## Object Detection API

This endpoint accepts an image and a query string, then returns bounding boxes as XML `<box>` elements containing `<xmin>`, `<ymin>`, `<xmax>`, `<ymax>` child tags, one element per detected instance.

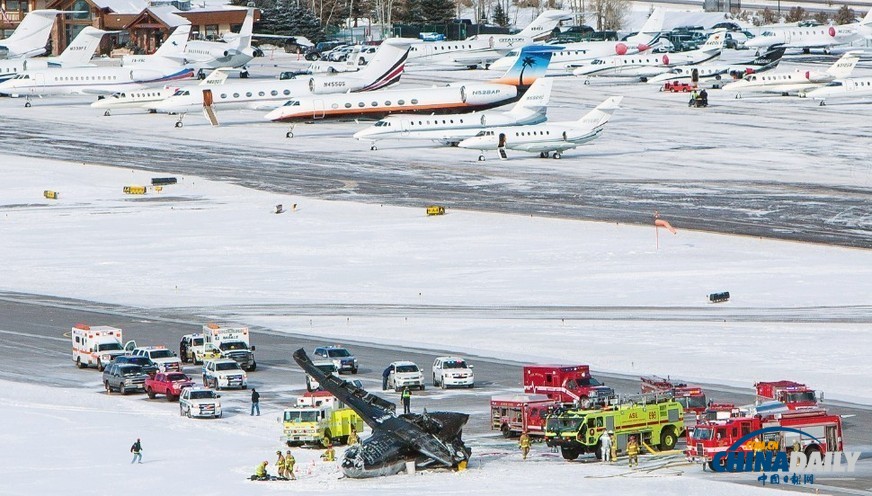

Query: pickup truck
<box><xmin>145</xmin><ymin>371</ymin><xmax>194</xmax><ymax>401</ymax></box>
<box><xmin>179</xmin><ymin>387</ymin><xmax>222</xmax><ymax>418</ymax></box>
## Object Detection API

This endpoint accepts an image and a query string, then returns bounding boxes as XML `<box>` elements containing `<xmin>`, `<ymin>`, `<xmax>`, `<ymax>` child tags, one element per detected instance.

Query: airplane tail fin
<box><xmin>699</xmin><ymin>29</ymin><xmax>727</xmax><ymax>53</ymax></box>
<box><xmin>627</xmin><ymin>7</ymin><xmax>665</xmax><ymax>46</ymax></box>
<box><xmin>508</xmin><ymin>78</ymin><xmax>552</xmax><ymax>114</ymax></box>
<box><xmin>753</xmin><ymin>45</ymin><xmax>786</xmax><ymax>66</ymax></box>
<box><xmin>153</xmin><ymin>24</ymin><xmax>191</xmax><ymax>58</ymax></box>
<box><xmin>352</xmin><ymin>39</ymin><xmax>412</xmax><ymax>91</ymax></box>
<box><xmin>826</xmin><ymin>51</ymin><xmax>860</xmax><ymax>78</ymax></box>
<box><xmin>488</xmin><ymin>46</ymin><xmax>555</xmax><ymax>87</ymax></box>
<box><xmin>0</xmin><ymin>9</ymin><xmax>60</xmax><ymax>58</ymax></box>
<box><xmin>577</xmin><ymin>96</ymin><xmax>623</xmax><ymax>128</ymax></box>
<box><xmin>860</xmin><ymin>8</ymin><xmax>872</xmax><ymax>25</ymax></box>
<box><xmin>516</xmin><ymin>10</ymin><xmax>572</xmax><ymax>40</ymax></box>
<box><xmin>52</xmin><ymin>26</ymin><xmax>106</xmax><ymax>67</ymax></box>
<box><xmin>234</xmin><ymin>7</ymin><xmax>255</xmax><ymax>50</ymax></box>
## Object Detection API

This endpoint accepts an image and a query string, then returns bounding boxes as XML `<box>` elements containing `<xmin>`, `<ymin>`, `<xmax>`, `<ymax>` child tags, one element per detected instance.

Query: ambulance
<box><xmin>71</xmin><ymin>324</ymin><xmax>129</xmax><ymax>371</ymax></box>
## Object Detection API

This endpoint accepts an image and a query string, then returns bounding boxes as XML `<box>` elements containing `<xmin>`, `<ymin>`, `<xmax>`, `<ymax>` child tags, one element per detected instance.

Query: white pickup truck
<box><xmin>179</xmin><ymin>387</ymin><xmax>222</xmax><ymax>418</ymax></box>
<box><xmin>202</xmin><ymin>358</ymin><xmax>248</xmax><ymax>390</ymax></box>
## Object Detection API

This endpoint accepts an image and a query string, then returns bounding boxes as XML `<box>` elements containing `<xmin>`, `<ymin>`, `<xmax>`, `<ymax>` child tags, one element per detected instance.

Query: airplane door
<box><xmin>498</xmin><ymin>133</ymin><xmax>506</xmax><ymax>147</ymax></box>
<box><xmin>313</xmin><ymin>99</ymin><xmax>325</xmax><ymax>119</ymax></box>
<box><xmin>691</xmin><ymin>68</ymin><xmax>699</xmax><ymax>84</ymax></box>
<box><xmin>481</xmin><ymin>114</ymin><xmax>486</xmax><ymax>126</ymax></box>
<box><xmin>203</xmin><ymin>88</ymin><xmax>213</xmax><ymax>106</ymax></box>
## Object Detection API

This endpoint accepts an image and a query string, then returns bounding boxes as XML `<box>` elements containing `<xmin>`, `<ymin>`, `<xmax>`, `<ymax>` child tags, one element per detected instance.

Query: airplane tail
<box><xmin>488</xmin><ymin>46</ymin><xmax>555</xmax><ymax>87</ymax></box>
<box><xmin>0</xmin><ymin>9</ymin><xmax>60</xmax><ymax>58</ymax></box>
<box><xmin>860</xmin><ymin>8</ymin><xmax>872</xmax><ymax>25</ymax></box>
<box><xmin>699</xmin><ymin>29</ymin><xmax>727</xmax><ymax>53</ymax></box>
<box><xmin>516</xmin><ymin>10</ymin><xmax>571</xmax><ymax>40</ymax></box>
<box><xmin>153</xmin><ymin>24</ymin><xmax>191</xmax><ymax>58</ymax></box>
<box><xmin>826</xmin><ymin>51</ymin><xmax>861</xmax><ymax>78</ymax></box>
<box><xmin>233</xmin><ymin>7</ymin><xmax>255</xmax><ymax>50</ymax></box>
<box><xmin>576</xmin><ymin>96</ymin><xmax>623</xmax><ymax>128</ymax></box>
<box><xmin>627</xmin><ymin>8</ymin><xmax>665</xmax><ymax>47</ymax></box>
<box><xmin>52</xmin><ymin>26</ymin><xmax>106</xmax><ymax>67</ymax></box>
<box><xmin>508</xmin><ymin>78</ymin><xmax>552</xmax><ymax>115</ymax></box>
<box><xmin>352</xmin><ymin>39</ymin><xmax>412</xmax><ymax>91</ymax></box>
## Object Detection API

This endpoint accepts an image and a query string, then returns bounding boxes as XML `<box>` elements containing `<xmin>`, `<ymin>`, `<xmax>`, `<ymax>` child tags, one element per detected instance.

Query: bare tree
<box><xmin>833</xmin><ymin>4</ymin><xmax>855</xmax><ymax>24</ymax></box>
<box><xmin>813</xmin><ymin>10</ymin><xmax>829</xmax><ymax>24</ymax></box>
<box><xmin>785</xmin><ymin>6</ymin><xmax>806</xmax><ymax>22</ymax></box>
<box><xmin>591</xmin><ymin>0</ymin><xmax>628</xmax><ymax>30</ymax></box>
<box><xmin>759</xmin><ymin>7</ymin><xmax>777</xmax><ymax>24</ymax></box>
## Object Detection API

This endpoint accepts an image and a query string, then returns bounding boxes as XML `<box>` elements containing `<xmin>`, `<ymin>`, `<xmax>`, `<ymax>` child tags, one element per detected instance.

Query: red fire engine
<box><xmin>755</xmin><ymin>380</ymin><xmax>818</xmax><ymax>409</ymax></box>
<box><xmin>490</xmin><ymin>394</ymin><xmax>560</xmax><ymax>438</ymax></box>
<box><xmin>641</xmin><ymin>375</ymin><xmax>708</xmax><ymax>414</ymax></box>
<box><xmin>686</xmin><ymin>408</ymin><xmax>843</xmax><ymax>470</ymax></box>
<box><xmin>523</xmin><ymin>365</ymin><xmax>613</xmax><ymax>405</ymax></box>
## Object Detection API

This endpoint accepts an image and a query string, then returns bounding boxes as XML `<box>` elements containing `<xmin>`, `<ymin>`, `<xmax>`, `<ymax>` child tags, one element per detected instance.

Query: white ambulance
<box><xmin>71</xmin><ymin>324</ymin><xmax>129</xmax><ymax>371</ymax></box>
<box><xmin>202</xmin><ymin>323</ymin><xmax>257</xmax><ymax>371</ymax></box>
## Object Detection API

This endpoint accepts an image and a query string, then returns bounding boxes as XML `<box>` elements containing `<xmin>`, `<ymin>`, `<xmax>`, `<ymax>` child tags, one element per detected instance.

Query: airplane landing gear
<box><xmin>174</xmin><ymin>113</ymin><xmax>186</xmax><ymax>128</ymax></box>
<box><xmin>240</xmin><ymin>69</ymin><xmax>250</xmax><ymax>79</ymax></box>
<box><xmin>478</xmin><ymin>154</ymin><xmax>485</xmax><ymax>161</ymax></box>
<box><xmin>285</xmin><ymin>124</ymin><xmax>296</xmax><ymax>138</ymax></box>
<box><xmin>24</xmin><ymin>101</ymin><xmax>31</xmax><ymax>108</ymax></box>
<box><xmin>553</xmin><ymin>152</ymin><xmax>562</xmax><ymax>159</ymax></box>
<box><xmin>539</xmin><ymin>152</ymin><xmax>548</xmax><ymax>158</ymax></box>
<box><xmin>819</xmin><ymin>100</ymin><xmax>826</xmax><ymax>107</ymax></box>
<box><xmin>104</xmin><ymin>110</ymin><xmax>111</xmax><ymax>117</ymax></box>
<box><xmin>24</xmin><ymin>95</ymin><xmax>32</xmax><ymax>108</ymax></box>
<box><xmin>370</xmin><ymin>143</ymin><xmax>377</xmax><ymax>151</ymax></box>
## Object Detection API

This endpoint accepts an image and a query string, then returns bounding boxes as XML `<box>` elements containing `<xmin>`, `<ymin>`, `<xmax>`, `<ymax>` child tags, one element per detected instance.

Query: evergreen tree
<box><xmin>420</xmin><ymin>0</ymin><xmax>455</xmax><ymax>23</ymax></box>
<box><xmin>256</xmin><ymin>1</ymin><xmax>326</xmax><ymax>42</ymax></box>
<box><xmin>833</xmin><ymin>5</ymin><xmax>855</xmax><ymax>24</ymax></box>
<box><xmin>492</xmin><ymin>2</ymin><xmax>509</xmax><ymax>26</ymax></box>
<box><xmin>813</xmin><ymin>11</ymin><xmax>829</xmax><ymax>24</ymax></box>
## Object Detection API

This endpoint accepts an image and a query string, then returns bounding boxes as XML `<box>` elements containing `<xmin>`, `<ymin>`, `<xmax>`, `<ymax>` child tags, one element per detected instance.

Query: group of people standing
<box><xmin>518</xmin><ymin>430</ymin><xmax>640</xmax><ymax>467</ymax></box>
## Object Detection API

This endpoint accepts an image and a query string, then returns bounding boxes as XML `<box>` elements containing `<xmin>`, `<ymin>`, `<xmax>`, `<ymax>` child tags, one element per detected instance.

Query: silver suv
<box><xmin>102</xmin><ymin>363</ymin><xmax>148</xmax><ymax>395</ymax></box>
<box><xmin>313</xmin><ymin>345</ymin><xmax>358</xmax><ymax>374</ymax></box>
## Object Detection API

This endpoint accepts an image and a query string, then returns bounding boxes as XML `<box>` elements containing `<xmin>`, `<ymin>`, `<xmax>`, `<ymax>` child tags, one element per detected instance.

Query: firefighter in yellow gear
<box><xmin>321</xmin><ymin>444</ymin><xmax>336</xmax><ymax>462</ymax></box>
<box><xmin>275</xmin><ymin>451</ymin><xmax>286</xmax><ymax>479</ymax></box>
<box><xmin>609</xmin><ymin>432</ymin><xmax>617</xmax><ymax>463</ymax></box>
<box><xmin>254</xmin><ymin>460</ymin><xmax>269</xmax><ymax>480</ymax></box>
<box><xmin>519</xmin><ymin>431</ymin><xmax>532</xmax><ymax>460</ymax></box>
<box><xmin>347</xmin><ymin>426</ymin><xmax>359</xmax><ymax>445</ymax></box>
<box><xmin>627</xmin><ymin>436</ymin><xmax>640</xmax><ymax>467</ymax></box>
<box><xmin>288</xmin><ymin>451</ymin><xmax>297</xmax><ymax>477</ymax></box>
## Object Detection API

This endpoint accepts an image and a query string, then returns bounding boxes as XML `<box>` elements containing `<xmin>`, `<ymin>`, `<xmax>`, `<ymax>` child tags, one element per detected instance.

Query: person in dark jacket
<box><xmin>251</xmin><ymin>388</ymin><xmax>260</xmax><ymax>416</ymax></box>
<box><xmin>382</xmin><ymin>366</ymin><xmax>391</xmax><ymax>390</ymax></box>
<box><xmin>401</xmin><ymin>387</ymin><xmax>411</xmax><ymax>414</ymax></box>
<box><xmin>130</xmin><ymin>438</ymin><xmax>143</xmax><ymax>464</ymax></box>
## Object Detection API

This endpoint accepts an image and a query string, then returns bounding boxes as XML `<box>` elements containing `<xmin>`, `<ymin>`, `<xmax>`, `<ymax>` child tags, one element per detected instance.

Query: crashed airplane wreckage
<box><xmin>292</xmin><ymin>348</ymin><xmax>472</xmax><ymax>478</ymax></box>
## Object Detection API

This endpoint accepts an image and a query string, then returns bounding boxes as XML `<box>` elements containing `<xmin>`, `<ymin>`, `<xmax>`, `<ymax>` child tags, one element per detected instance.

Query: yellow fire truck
<box><xmin>544</xmin><ymin>396</ymin><xmax>685</xmax><ymax>460</ymax></box>
<box><xmin>281</xmin><ymin>390</ymin><xmax>363</xmax><ymax>447</ymax></box>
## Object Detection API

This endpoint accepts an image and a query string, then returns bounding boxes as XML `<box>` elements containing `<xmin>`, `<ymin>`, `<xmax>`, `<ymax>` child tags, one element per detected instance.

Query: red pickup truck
<box><xmin>145</xmin><ymin>372</ymin><xmax>194</xmax><ymax>401</ymax></box>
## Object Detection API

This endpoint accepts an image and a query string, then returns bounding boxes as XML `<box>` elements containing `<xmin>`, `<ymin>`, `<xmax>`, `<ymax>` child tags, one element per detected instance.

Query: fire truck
<box><xmin>490</xmin><ymin>394</ymin><xmax>560</xmax><ymax>438</ymax></box>
<box><xmin>280</xmin><ymin>390</ymin><xmax>363</xmax><ymax>447</ymax></box>
<box><xmin>544</xmin><ymin>396</ymin><xmax>685</xmax><ymax>460</ymax></box>
<box><xmin>755</xmin><ymin>380</ymin><xmax>818</xmax><ymax>409</ymax></box>
<box><xmin>523</xmin><ymin>365</ymin><xmax>614</xmax><ymax>406</ymax></box>
<box><xmin>641</xmin><ymin>375</ymin><xmax>708</xmax><ymax>414</ymax></box>
<box><xmin>686</xmin><ymin>408</ymin><xmax>843</xmax><ymax>470</ymax></box>
<box><xmin>70</xmin><ymin>324</ymin><xmax>129</xmax><ymax>371</ymax></box>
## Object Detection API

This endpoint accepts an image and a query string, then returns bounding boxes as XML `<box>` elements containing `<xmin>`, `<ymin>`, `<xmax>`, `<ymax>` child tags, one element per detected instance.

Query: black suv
<box><xmin>113</xmin><ymin>355</ymin><xmax>158</xmax><ymax>375</ymax></box>
<box><xmin>305</xmin><ymin>41</ymin><xmax>343</xmax><ymax>61</ymax></box>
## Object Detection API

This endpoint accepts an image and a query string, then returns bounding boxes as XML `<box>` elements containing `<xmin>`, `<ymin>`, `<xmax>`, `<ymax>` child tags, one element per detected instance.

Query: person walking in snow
<box><xmin>285</xmin><ymin>450</ymin><xmax>297</xmax><ymax>480</ymax></box>
<box><xmin>627</xmin><ymin>436</ymin><xmax>640</xmax><ymax>467</ymax></box>
<box><xmin>382</xmin><ymin>366</ymin><xmax>391</xmax><ymax>390</ymax></box>
<box><xmin>519</xmin><ymin>430</ymin><xmax>532</xmax><ymax>460</ymax></box>
<box><xmin>275</xmin><ymin>450</ymin><xmax>286</xmax><ymax>479</ymax></box>
<box><xmin>130</xmin><ymin>438</ymin><xmax>143</xmax><ymax>464</ymax></box>
<box><xmin>401</xmin><ymin>387</ymin><xmax>411</xmax><ymax>414</ymax></box>
<box><xmin>250</xmin><ymin>388</ymin><xmax>260</xmax><ymax>416</ymax></box>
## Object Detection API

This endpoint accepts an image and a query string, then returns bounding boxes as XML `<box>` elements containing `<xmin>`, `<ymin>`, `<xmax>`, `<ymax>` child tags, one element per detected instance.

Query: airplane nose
<box><xmin>264</xmin><ymin>108</ymin><xmax>283</xmax><ymax>121</ymax></box>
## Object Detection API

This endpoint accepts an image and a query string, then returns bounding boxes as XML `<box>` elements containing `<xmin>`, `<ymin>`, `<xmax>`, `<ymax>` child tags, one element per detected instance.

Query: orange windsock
<box><xmin>655</xmin><ymin>218</ymin><xmax>677</xmax><ymax>234</ymax></box>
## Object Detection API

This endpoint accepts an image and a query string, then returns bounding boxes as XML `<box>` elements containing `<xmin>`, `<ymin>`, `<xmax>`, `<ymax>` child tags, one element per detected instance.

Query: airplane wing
<box><xmin>79</xmin><ymin>86</ymin><xmax>142</xmax><ymax>96</ymax></box>
<box><xmin>511</xmin><ymin>141</ymin><xmax>578</xmax><ymax>154</ymax></box>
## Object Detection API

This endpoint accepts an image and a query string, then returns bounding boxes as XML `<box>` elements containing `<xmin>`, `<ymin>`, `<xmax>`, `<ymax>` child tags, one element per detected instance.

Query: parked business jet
<box><xmin>488</xmin><ymin>8</ymin><xmax>666</xmax><ymax>73</ymax></box>
<box><xmin>0</xmin><ymin>9</ymin><xmax>62</xmax><ymax>59</ymax></box>
<box><xmin>264</xmin><ymin>46</ymin><xmax>554</xmax><ymax>123</ymax></box>
<box><xmin>404</xmin><ymin>10</ymin><xmax>570</xmax><ymax>68</ymax></box>
<box><xmin>647</xmin><ymin>46</ymin><xmax>786</xmax><ymax>86</ymax></box>
<box><xmin>0</xmin><ymin>26</ymin><xmax>110</xmax><ymax>82</ymax></box>
<box><xmin>120</xmin><ymin>24</ymin><xmax>191</xmax><ymax>67</ymax></box>
<box><xmin>184</xmin><ymin>7</ymin><xmax>256</xmax><ymax>76</ymax></box>
<box><xmin>572</xmin><ymin>30</ymin><xmax>726</xmax><ymax>81</ymax></box>
<box><xmin>721</xmin><ymin>51</ymin><xmax>860</xmax><ymax>97</ymax></box>
<box><xmin>745</xmin><ymin>10</ymin><xmax>872</xmax><ymax>53</ymax></box>
<box><xmin>458</xmin><ymin>96</ymin><xmax>622</xmax><ymax>160</ymax></box>
<box><xmin>148</xmin><ymin>39</ymin><xmax>412</xmax><ymax>126</ymax></box>
<box><xmin>0</xmin><ymin>50</ymin><xmax>193</xmax><ymax>104</ymax></box>
<box><xmin>804</xmin><ymin>75</ymin><xmax>872</xmax><ymax>105</ymax></box>
<box><xmin>353</xmin><ymin>78</ymin><xmax>553</xmax><ymax>148</ymax></box>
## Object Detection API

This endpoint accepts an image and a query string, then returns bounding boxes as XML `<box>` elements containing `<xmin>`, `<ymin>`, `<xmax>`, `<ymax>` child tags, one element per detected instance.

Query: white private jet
<box><xmin>489</xmin><ymin>8</ymin><xmax>666</xmax><ymax>73</ymax></box>
<box><xmin>745</xmin><ymin>10</ymin><xmax>872</xmax><ymax>53</ymax></box>
<box><xmin>264</xmin><ymin>45</ymin><xmax>554</xmax><ymax>123</ymax></box>
<box><xmin>404</xmin><ymin>10</ymin><xmax>571</xmax><ymax>68</ymax></box>
<box><xmin>804</xmin><ymin>75</ymin><xmax>872</xmax><ymax>105</ymax></box>
<box><xmin>184</xmin><ymin>7</ymin><xmax>257</xmax><ymax>77</ymax></box>
<box><xmin>353</xmin><ymin>78</ymin><xmax>553</xmax><ymax>149</ymax></box>
<box><xmin>0</xmin><ymin>36</ymin><xmax>194</xmax><ymax>104</ymax></box>
<box><xmin>0</xmin><ymin>26</ymin><xmax>111</xmax><ymax>83</ymax></box>
<box><xmin>721</xmin><ymin>51</ymin><xmax>861</xmax><ymax>97</ymax></box>
<box><xmin>149</xmin><ymin>39</ymin><xmax>413</xmax><ymax>127</ymax></box>
<box><xmin>0</xmin><ymin>9</ymin><xmax>62</xmax><ymax>59</ymax></box>
<box><xmin>647</xmin><ymin>46</ymin><xmax>786</xmax><ymax>86</ymax></box>
<box><xmin>458</xmin><ymin>96</ymin><xmax>622</xmax><ymax>160</ymax></box>
<box><xmin>572</xmin><ymin>30</ymin><xmax>726</xmax><ymax>81</ymax></box>
<box><xmin>120</xmin><ymin>24</ymin><xmax>192</xmax><ymax>68</ymax></box>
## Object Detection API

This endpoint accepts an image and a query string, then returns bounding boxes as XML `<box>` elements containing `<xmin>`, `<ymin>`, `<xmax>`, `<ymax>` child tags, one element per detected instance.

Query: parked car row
<box><xmin>381</xmin><ymin>356</ymin><xmax>475</xmax><ymax>392</ymax></box>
